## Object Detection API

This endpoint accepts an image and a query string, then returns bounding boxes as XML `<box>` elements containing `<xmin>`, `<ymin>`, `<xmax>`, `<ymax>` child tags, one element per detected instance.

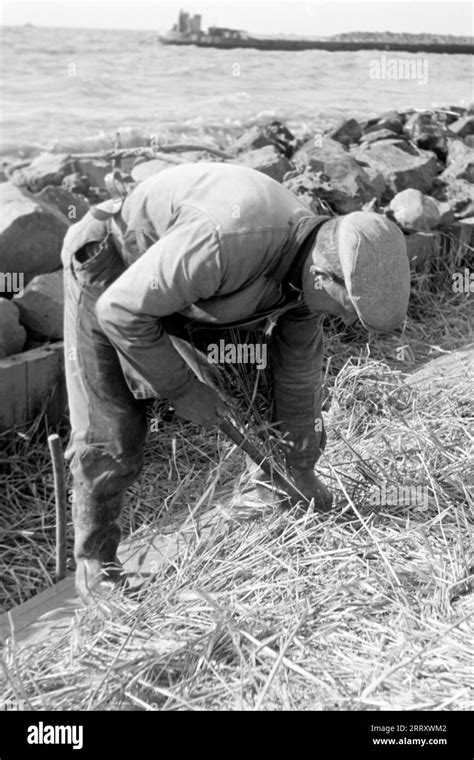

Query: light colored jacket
<box><xmin>62</xmin><ymin>163</ymin><xmax>328</xmax><ymax>467</ymax></box>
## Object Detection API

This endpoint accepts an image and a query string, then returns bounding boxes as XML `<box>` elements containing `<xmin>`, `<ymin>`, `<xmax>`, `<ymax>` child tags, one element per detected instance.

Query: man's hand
<box><xmin>288</xmin><ymin>467</ymin><xmax>334</xmax><ymax>511</ymax></box>
<box><xmin>172</xmin><ymin>379</ymin><xmax>228</xmax><ymax>429</ymax></box>
<box><xmin>75</xmin><ymin>558</ymin><xmax>123</xmax><ymax>605</ymax></box>
<box><xmin>247</xmin><ymin>458</ymin><xmax>334</xmax><ymax>511</ymax></box>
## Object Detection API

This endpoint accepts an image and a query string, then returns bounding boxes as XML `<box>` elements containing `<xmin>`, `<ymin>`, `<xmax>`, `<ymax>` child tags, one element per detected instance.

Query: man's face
<box><xmin>314</xmin><ymin>271</ymin><xmax>358</xmax><ymax>324</ymax></box>
<box><xmin>303</xmin><ymin>261</ymin><xmax>359</xmax><ymax>325</ymax></box>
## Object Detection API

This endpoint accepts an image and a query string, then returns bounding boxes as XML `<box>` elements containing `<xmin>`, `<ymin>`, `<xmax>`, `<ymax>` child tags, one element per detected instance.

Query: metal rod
<box><xmin>47</xmin><ymin>434</ymin><xmax>67</xmax><ymax>582</ymax></box>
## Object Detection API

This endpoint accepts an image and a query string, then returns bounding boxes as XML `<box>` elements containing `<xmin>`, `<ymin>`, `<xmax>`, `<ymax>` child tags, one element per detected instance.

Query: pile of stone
<box><xmin>231</xmin><ymin>109</ymin><xmax>473</xmax><ymax>271</ymax></box>
<box><xmin>0</xmin><ymin>107</ymin><xmax>472</xmax><ymax>361</ymax></box>
<box><xmin>0</xmin><ymin>154</ymin><xmax>109</xmax><ymax>355</ymax></box>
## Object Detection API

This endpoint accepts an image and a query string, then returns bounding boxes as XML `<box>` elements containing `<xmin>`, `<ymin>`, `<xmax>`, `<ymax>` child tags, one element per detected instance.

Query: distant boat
<box><xmin>159</xmin><ymin>10</ymin><xmax>474</xmax><ymax>54</ymax></box>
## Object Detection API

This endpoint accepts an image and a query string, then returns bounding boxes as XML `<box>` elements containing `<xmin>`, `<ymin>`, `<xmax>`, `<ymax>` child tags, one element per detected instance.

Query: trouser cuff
<box><xmin>72</xmin><ymin>491</ymin><xmax>123</xmax><ymax>562</ymax></box>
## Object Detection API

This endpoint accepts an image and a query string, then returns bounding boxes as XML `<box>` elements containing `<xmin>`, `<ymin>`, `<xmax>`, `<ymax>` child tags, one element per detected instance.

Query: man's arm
<box><xmin>96</xmin><ymin>213</ymin><xmax>222</xmax><ymax>401</ymax></box>
<box><xmin>271</xmin><ymin>303</ymin><xmax>326</xmax><ymax>471</ymax></box>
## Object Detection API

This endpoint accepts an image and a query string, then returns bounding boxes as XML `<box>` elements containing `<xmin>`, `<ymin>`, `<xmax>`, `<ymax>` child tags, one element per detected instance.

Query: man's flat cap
<box><xmin>325</xmin><ymin>211</ymin><xmax>410</xmax><ymax>332</ymax></box>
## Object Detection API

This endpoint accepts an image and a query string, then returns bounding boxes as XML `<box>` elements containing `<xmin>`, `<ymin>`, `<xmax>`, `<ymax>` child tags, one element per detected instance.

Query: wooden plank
<box><xmin>0</xmin><ymin>577</ymin><xmax>79</xmax><ymax>647</ymax></box>
<box><xmin>0</xmin><ymin>506</ymin><xmax>223</xmax><ymax>649</ymax></box>
<box><xmin>0</xmin><ymin>351</ymin><xmax>26</xmax><ymax>430</ymax></box>
<box><xmin>0</xmin><ymin>342</ymin><xmax>65</xmax><ymax>431</ymax></box>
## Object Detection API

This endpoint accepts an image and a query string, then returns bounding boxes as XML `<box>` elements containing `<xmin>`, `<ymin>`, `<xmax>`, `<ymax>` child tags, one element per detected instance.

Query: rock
<box><xmin>353</xmin><ymin>140</ymin><xmax>439</xmax><ymax>198</ymax></box>
<box><xmin>433</xmin><ymin>178</ymin><xmax>474</xmax><ymax>219</ymax></box>
<box><xmin>231</xmin><ymin>145</ymin><xmax>293</xmax><ymax>183</ymax></box>
<box><xmin>284</xmin><ymin>161</ymin><xmax>378</xmax><ymax>215</ymax></box>
<box><xmin>233</xmin><ymin>126</ymin><xmax>274</xmax><ymax>154</ymax></box>
<box><xmin>293</xmin><ymin>136</ymin><xmax>347</xmax><ymax>170</ymax></box>
<box><xmin>10</xmin><ymin>153</ymin><xmax>72</xmax><ymax>193</ymax></box>
<box><xmin>36</xmin><ymin>185</ymin><xmax>90</xmax><ymax>222</ymax></box>
<box><xmin>440</xmin><ymin>140</ymin><xmax>474</xmax><ymax>183</ymax></box>
<box><xmin>328</xmin><ymin>118</ymin><xmax>362</xmax><ymax>147</ymax></box>
<box><xmin>362</xmin><ymin>165</ymin><xmax>386</xmax><ymax>199</ymax></box>
<box><xmin>263</xmin><ymin>121</ymin><xmax>299</xmax><ymax>158</ymax></box>
<box><xmin>464</xmin><ymin>136</ymin><xmax>474</xmax><ymax>149</ymax></box>
<box><xmin>283</xmin><ymin>170</ymin><xmax>337</xmax><ymax>215</ymax></box>
<box><xmin>404</xmin><ymin>232</ymin><xmax>441</xmax><ymax>271</ymax></box>
<box><xmin>363</xmin><ymin>110</ymin><xmax>404</xmax><ymax>135</ymax></box>
<box><xmin>448</xmin><ymin>115</ymin><xmax>474</xmax><ymax>138</ymax></box>
<box><xmin>360</xmin><ymin>129</ymin><xmax>401</xmax><ymax>145</ymax></box>
<box><xmin>74</xmin><ymin>158</ymin><xmax>113</xmax><ymax>189</ymax></box>
<box><xmin>291</xmin><ymin>136</ymin><xmax>380</xmax><ymax>211</ymax></box>
<box><xmin>131</xmin><ymin>158</ymin><xmax>174</xmax><ymax>183</ymax></box>
<box><xmin>0</xmin><ymin>300</ymin><xmax>27</xmax><ymax>358</ymax></box>
<box><xmin>62</xmin><ymin>172</ymin><xmax>90</xmax><ymax>195</ymax></box>
<box><xmin>15</xmin><ymin>270</ymin><xmax>64</xmax><ymax>340</ymax></box>
<box><xmin>388</xmin><ymin>189</ymin><xmax>453</xmax><ymax>231</ymax></box>
<box><xmin>447</xmin><ymin>106</ymin><xmax>467</xmax><ymax>118</ymax></box>
<box><xmin>0</xmin><ymin>183</ymin><xmax>69</xmax><ymax>285</ymax></box>
<box><xmin>403</xmin><ymin>112</ymin><xmax>449</xmax><ymax>159</ymax></box>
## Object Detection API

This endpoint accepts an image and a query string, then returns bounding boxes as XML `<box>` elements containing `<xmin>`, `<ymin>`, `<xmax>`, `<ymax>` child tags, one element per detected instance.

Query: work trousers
<box><xmin>63</xmin><ymin>235</ymin><xmax>277</xmax><ymax>563</ymax></box>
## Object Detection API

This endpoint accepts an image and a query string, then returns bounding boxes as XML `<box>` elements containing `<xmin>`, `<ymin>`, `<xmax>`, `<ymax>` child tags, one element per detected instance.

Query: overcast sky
<box><xmin>0</xmin><ymin>0</ymin><xmax>472</xmax><ymax>36</ymax></box>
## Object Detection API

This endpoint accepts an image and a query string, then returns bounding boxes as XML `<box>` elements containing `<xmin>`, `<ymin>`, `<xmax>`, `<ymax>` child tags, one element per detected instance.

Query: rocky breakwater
<box><xmin>229</xmin><ymin>109</ymin><xmax>473</xmax><ymax>271</ymax></box>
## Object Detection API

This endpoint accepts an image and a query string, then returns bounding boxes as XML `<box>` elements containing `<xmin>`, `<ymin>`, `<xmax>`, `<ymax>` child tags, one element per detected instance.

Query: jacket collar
<box><xmin>284</xmin><ymin>215</ymin><xmax>332</xmax><ymax>293</ymax></box>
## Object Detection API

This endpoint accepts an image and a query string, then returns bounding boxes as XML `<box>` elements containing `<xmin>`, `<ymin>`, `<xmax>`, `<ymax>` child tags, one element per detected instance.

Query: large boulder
<box><xmin>231</xmin><ymin>145</ymin><xmax>292</xmax><ymax>182</ymax></box>
<box><xmin>284</xmin><ymin>163</ymin><xmax>378</xmax><ymax>215</ymax></box>
<box><xmin>36</xmin><ymin>185</ymin><xmax>90</xmax><ymax>222</ymax></box>
<box><xmin>363</xmin><ymin>110</ymin><xmax>404</xmax><ymax>135</ymax></box>
<box><xmin>327</xmin><ymin>118</ymin><xmax>362</xmax><ymax>147</ymax></box>
<box><xmin>388</xmin><ymin>189</ymin><xmax>453</xmax><ymax>232</ymax></box>
<box><xmin>74</xmin><ymin>158</ymin><xmax>113</xmax><ymax>189</ymax></box>
<box><xmin>446</xmin><ymin>106</ymin><xmax>466</xmax><ymax>119</ymax></box>
<box><xmin>292</xmin><ymin>137</ymin><xmax>380</xmax><ymax>212</ymax></box>
<box><xmin>353</xmin><ymin>140</ymin><xmax>439</xmax><ymax>198</ymax></box>
<box><xmin>361</xmin><ymin>165</ymin><xmax>386</xmax><ymax>199</ymax></box>
<box><xmin>15</xmin><ymin>270</ymin><xmax>64</xmax><ymax>340</ymax></box>
<box><xmin>283</xmin><ymin>170</ymin><xmax>337</xmax><ymax>215</ymax></box>
<box><xmin>233</xmin><ymin>126</ymin><xmax>274</xmax><ymax>154</ymax></box>
<box><xmin>263</xmin><ymin>121</ymin><xmax>299</xmax><ymax>158</ymax></box>
<box><xmin>0</xmin><ymin>183</ymin><xmax>69</xmax><ymax>286</ymax></box>
<box><xmin>448</xmin><ymin>115</ymin><xmax>474</xmax><ymax>138</ymax></box>
<box><xmin>234</xmin><ymin>121</ymin><xmax>299</xmax><ymax>158</ymax></box>
<box><xmin>10</xmin><ymin>154</ymin><xmax>72</xmax><ymax>192</ymax></box>
<box><xmin>359</xmin><ymin>128</ymin><xmax>401</xmax><ymax>145</ymax></box>
<box><xmin>403</xmin><ymin>112</ymin><xmax>450</xmax><ymax>159</ymax></box>
<box><xmin>433</xmin><ymin>178</ymin><xmax>474</xmax><ymax>220</ymax></box>
<box><xmin>0</xmin><ymin>300</ymin><xmax>26</xmax><ymax>358</ymax></box>
<box><xmin>440</xmin><ymin>140</ymin><xmax>474</xmax><ymax>183</ymax></box>
<box><xmin>293</xmin><ymin>136</ymin><xmax>347</xmax><ymax>170</ymax></box>
<box><xmin>62</xmin><ymin>172</ymin><xmax>90</xmax><ymax>196</ymax></box>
